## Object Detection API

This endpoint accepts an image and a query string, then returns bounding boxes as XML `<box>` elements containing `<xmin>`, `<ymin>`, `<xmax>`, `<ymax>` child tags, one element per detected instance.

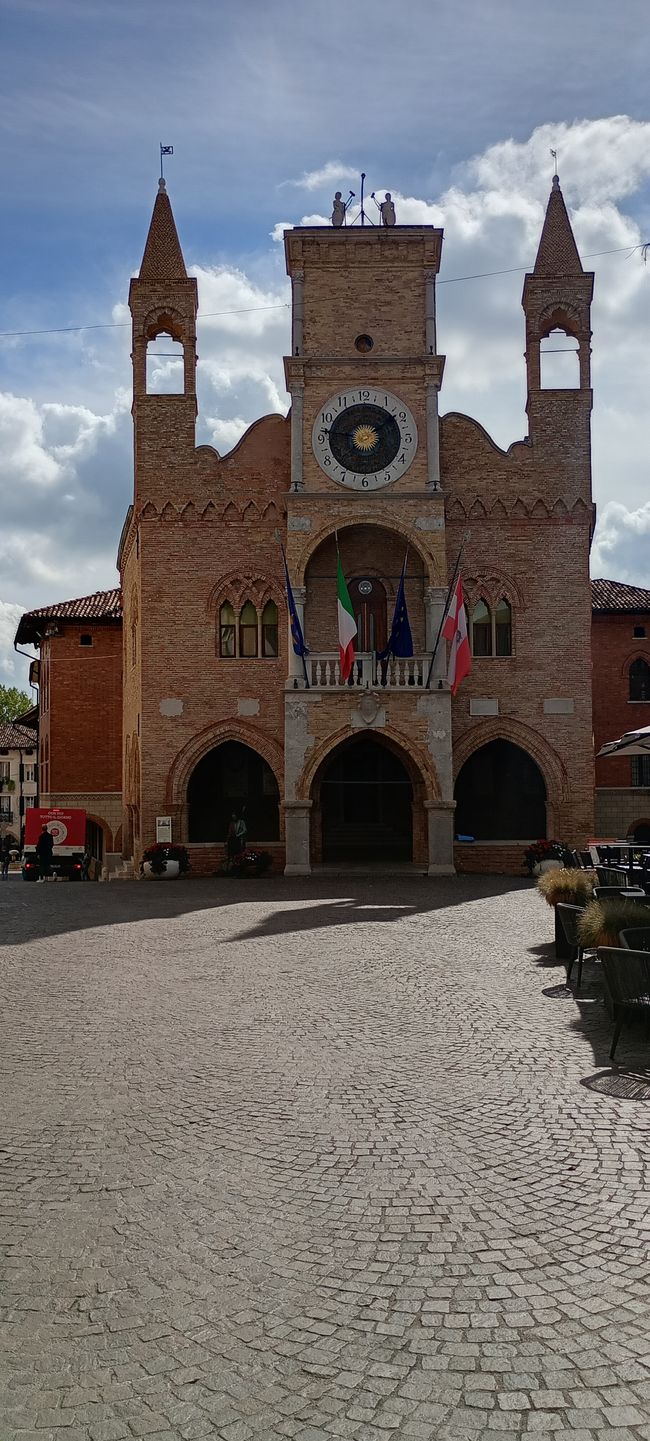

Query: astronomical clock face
<box><xmin>311</xmin><ymin>387</ymin><xmax>418</xmax><ymax>490</ymax></box>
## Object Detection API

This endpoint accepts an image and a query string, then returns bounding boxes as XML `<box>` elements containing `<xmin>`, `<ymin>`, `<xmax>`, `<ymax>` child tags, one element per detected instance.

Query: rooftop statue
<box><xmin>379</xmin><ymin>192</ymin><xmax>396</xmax><ymax>226</ymax></box>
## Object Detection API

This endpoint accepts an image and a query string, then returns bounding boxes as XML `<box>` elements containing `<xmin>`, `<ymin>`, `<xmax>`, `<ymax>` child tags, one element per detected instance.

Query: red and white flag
<box><xmin>442</xmin><ymin>576</ymin><xmax>471</xmax><ymax>695</ymax></box>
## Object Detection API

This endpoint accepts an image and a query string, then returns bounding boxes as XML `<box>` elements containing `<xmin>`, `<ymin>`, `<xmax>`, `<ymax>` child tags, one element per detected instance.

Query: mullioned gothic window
<box><xmin>630</xmin><ymin>658</ymin><xmax>650</xmax><ymax>702</ymax></box>
<box><xmin>469</xmin><ymin>598</ymin><xmax>512</xmax><ymax>657</ymax></box>
<box><xmin>218</xmin><ymin>598</ymin><xmax>280</xmax><ymax>659</ymax></box>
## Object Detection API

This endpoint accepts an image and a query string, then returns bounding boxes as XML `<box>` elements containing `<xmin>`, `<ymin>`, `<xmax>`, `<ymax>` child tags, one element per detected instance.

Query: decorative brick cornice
<box><xmin>445</xmin><ymin>495</ymin><xmax>591</xmax><ymax>521</ymax></box>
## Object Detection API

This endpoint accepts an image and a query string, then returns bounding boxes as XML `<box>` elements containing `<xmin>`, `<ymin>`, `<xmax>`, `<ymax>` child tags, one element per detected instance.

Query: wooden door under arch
<box><xmin>349</xmin><ymin>577</ymin><xmax>387</xmax><ymax>653</ymax></box>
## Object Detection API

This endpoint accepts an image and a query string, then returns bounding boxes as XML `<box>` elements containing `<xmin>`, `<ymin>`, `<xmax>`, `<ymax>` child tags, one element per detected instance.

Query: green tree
<box><xmin>0</xmin><ymin>685</ymin><xmax>31</xmax><ymax>724</ymax></box>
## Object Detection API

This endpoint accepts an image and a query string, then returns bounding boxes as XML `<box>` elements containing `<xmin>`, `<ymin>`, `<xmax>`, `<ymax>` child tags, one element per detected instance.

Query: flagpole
<box><xmin>277</xmin><ymin>535</ymin><xmax>310</xmax><ymax>689</ymax></box>
<box><xmin>425</xmin><ymin>537</ymin><xmax>467</xmax><ymax>690</ymax></box>
<box><xmin>382</xmin><ymin>544</ymin><xmax>410</xmax><ymax>663</ymax></box>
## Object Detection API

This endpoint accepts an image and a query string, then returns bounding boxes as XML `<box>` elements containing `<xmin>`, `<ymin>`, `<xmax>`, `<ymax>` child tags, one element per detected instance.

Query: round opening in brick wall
<box><xmin>354</xmin><ymin>334</ymin><xmax>374</xmax><ymax>353</ymax></box>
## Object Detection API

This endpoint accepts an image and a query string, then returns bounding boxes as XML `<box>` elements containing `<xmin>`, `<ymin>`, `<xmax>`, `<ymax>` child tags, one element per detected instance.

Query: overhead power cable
<box><xmin>0</xmin><ymin>243</ymin><xmax>646</xmax><ymax>342</ymax></box>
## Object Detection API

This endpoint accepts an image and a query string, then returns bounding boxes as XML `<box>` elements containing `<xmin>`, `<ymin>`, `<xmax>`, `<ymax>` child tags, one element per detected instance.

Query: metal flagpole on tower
<box><xmin>160</xmin><ymin>144</ymin><xmax>174</xmax><ymax>182</ymax></box>
<box><xmin>425</xmin><ymin>534</ymin><xmax>469</xmax><ymax>690</ymax></box>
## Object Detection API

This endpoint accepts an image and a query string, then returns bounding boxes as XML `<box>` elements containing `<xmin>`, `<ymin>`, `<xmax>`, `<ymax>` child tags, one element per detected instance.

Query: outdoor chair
<box><xmin>620</xmin><ymin>927</ymin><xmax>650</xmax><ymax>952</ymax></box>
<box><xmin>596</xmin><ymin>866</ymin><xmax>630</xmax><ymax>887</ymax></box>
<box><xmin>597</xmin><ymin>947</ymin><xmax>650</xmax><ymax>1060</ymax></box>
<box><xmin>580</xmin><ymin>850</ymin><xmax>594</xmax><ymax>869</ymax></box>
<box><xmin>594</xmin><ymin>886</ymin><xmax>646</xmax><ymax>901</ymax></box>
<box><xmin>556</xmin><ymin>902</ymin><xmax>593</xmax><ymax>992</ymax></box>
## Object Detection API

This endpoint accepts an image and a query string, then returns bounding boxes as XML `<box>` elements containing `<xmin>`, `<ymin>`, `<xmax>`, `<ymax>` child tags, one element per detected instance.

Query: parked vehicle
<box><xmin>22</xmin><ymin>808</ymin><xmax>86</xmax><ymax>882</ymax></box>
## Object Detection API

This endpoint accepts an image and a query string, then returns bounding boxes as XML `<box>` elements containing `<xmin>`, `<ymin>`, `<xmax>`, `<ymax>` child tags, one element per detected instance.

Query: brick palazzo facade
<box><xmin>17</xmin><ymin>175</ymin><xmax>600</xmax><ymax>875</ymax></box>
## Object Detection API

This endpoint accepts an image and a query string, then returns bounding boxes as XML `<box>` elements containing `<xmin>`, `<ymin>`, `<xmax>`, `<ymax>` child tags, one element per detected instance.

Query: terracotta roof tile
<box><xmin>0</xmin><ymin>721</ymin><xmax>37</xmax><ymax>749</ymax></box>
<box><xmin>139</xmin><ymin>184</ymin><xmax>187</xmax><ymax>280</ymax></box>
<box><xmin>533</xmin><ymin>180</ymin><xmax>583</xmax><ymax>277</ymax></box>
<box><xmin>15</xmin><ymin>588</ymin><xmax>122</xmax><ymax>645</ymax></box>
<box><xmin>592</xmin><ymin>578</ymin><xmax>650</xmax><ymax>612</ymax></box>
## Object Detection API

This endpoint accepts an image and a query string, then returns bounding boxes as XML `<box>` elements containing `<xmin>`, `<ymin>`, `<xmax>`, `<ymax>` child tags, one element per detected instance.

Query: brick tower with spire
<box><xmin>119</xmin><ymin>181</ymin><xmax>290</xmax><ymax>861</ymax></box>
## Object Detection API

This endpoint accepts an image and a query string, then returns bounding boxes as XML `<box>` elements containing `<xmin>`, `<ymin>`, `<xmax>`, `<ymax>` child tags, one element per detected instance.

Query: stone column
<box><xmin>426</xmin><ymin>382</ymin><xmax>441</xmax><ymax>491</ymax></box>
<box><xmin>425</xmin><ymin>799</ymin><xmax>456</xmax><ymax>875</ymax></box>
<box><xmin>291</xmin><ymin>270</ymin><xmax>304</xmax><ymax>356</ymax></box>
<box><xmin>424</xmin><ymin>269</ymin><xmax>437</xmax><ymax>355</ymax></box>
<box><xmin>425</xmin><ymin>585</ymin><xmax>448</xmax><ymax>678</ymax></box>
<box><xmin>284</xmin><ymin>800</ymin><xmax>312</xmax><ymax>875</ymax></box>
<box><xmin>288</xmin><ymin>585</ymin><xmax>307</xmax><ymax>681</ymax></box>
<box><xmin>290</xmin><ymin>382</ymin><xmax>304</xmax><ymax>492</ymax></box>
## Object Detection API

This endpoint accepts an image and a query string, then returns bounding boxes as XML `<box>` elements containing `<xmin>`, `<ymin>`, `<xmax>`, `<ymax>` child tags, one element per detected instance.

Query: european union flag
<box><xmin>283</xmin><ymin>553</ymin><xmax>308</xmax><ymax>657</ymax></box>
<box><xmin>378</xmin><ymin>555</ymin><xmax>413</xmax><ymax>659</ymax></box>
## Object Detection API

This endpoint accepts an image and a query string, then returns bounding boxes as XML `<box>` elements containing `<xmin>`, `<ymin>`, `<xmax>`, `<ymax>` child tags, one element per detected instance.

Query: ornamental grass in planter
<box><xmin>537</xmin><ymin>868</ymin><xmax>597</xmax><ymax>909</ymax></box>
<box><xmin>578</xmin><ymin>897</ymin><xmax>650</xmax><ymax>950</ymax></box>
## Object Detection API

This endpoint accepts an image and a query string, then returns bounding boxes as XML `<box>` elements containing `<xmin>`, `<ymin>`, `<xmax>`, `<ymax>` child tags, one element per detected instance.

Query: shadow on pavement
<box><xmin>581</xmin><ymin>1067</ymin><xmax>650</xmax><ymax>1100</ymax></box>
<box><xmin>0</xmin><ymin>873</ymin><xmax>532</xmax><ymax>947</ymax></box>
<box><xmin>527</xmin><ymin>941</ymin><xmax>557</xmax><ymax>966</ymax></box>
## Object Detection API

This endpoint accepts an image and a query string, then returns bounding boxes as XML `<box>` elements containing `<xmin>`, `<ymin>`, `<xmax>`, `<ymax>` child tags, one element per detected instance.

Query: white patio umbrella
<box><xmin>598</xmin><ymin>724</ymin><xmax>650</xmax><ymax>759</ymax></box>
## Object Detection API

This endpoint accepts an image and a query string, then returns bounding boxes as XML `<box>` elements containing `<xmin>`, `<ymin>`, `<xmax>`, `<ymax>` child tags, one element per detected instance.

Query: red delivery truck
<box><xmin>23</xmin><ymin>808</ymin><xmax>86</xmax><ymax>881</ymax></box>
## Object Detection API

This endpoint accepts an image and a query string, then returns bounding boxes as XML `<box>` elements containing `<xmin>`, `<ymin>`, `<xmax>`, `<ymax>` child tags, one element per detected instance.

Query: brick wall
<box><xmin>46</xmin><ymin>623</ymin><xmax>122</xmax><ymax>795</ymax></box>
<box><xmin>592</xmin><ymin>611</ymin><xmax>650</xmax><ymax>789</ymax></box>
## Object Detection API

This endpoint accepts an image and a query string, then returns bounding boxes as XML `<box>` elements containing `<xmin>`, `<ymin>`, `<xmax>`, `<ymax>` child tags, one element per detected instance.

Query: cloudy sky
<box><xmin>2</xmin><ymin>0</ymin><xmax>649</xmax><ymax>688</ymax></box>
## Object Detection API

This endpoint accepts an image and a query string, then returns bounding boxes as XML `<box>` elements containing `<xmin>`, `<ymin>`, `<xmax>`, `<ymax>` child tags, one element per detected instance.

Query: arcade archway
<box><xmin>455</xmin><ymin>739</ymin><xmax>546</xmax><ymax>840</ymax></box>
<box><xmin>315</xmin><ymin>735</ymin><xmax>414</xmax><ymax>863</ymax></box>
<box><xmin>187</xmin><ymin>741</ymin><xmax>280</xmax><ymax>843</ymax></box>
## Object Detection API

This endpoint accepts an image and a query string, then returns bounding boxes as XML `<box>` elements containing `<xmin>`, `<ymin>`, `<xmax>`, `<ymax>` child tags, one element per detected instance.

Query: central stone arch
<box><xmin>304</xmin><ymin>726</ymin><xmax>438</xmax><ymax>868</ymax></box>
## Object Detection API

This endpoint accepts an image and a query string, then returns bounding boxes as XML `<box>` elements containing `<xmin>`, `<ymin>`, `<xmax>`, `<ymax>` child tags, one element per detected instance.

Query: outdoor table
<box><xmin>598</xmin><ymin>843</ymin><xmax>650</xmax><ymax>882</ymax></box>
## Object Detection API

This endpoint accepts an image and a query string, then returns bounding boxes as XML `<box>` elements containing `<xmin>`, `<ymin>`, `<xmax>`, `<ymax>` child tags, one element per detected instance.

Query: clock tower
<box><xmin>282</xmin><ymin>221</ymin><xmax>456</xmax><ymax>876</ymax></box>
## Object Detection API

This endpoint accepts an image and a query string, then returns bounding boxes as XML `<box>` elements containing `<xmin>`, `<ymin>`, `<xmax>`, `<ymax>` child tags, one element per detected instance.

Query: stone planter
<box><xmin>533</xmin><ymin>859</ymin><xmax>563</xmax><ymax>877</ymax></box>
<box><xmin>143</xmin><ymin>859</ymin><xmax>180</xmax><ymax>879</ymax></box>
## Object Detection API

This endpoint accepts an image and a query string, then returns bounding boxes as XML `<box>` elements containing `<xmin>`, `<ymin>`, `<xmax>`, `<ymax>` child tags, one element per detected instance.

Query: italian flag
<box><xmin>337</xmin><ymin>555</ymin><xmax>357</xmax><ymax>682</ymax></box>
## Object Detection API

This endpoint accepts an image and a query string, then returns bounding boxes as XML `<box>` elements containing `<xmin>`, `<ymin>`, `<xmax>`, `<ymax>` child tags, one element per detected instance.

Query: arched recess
<box><xmin>455</xmin><ymin>740</ymin><xmax>546</xmax><ymax>841</ymax></box>
<box><xmin>306</xmin><ymin>730</ymin><xmax>434</xmax><ymax>866</ymax></box>
<box><xmin>301</xmin><ymin>524</ymin><xmax>430</xmax><ymax>657</ymax></box>
<box><xmin>298</xmin><ymin>722</ymin><xmax>440</xmax><ymax>805</ymax></box>
<box><xmin>166</xmin><ymin>720</ymin><xmax>284</xmax><ymax>816</ymax></box>
<box><xmin>294</xmin><ymin>516</ymin><xmax>438</xmax><ymax>588</ymax></box>
<box><xmin>188</xmin><ymin>741</ymin><xmax>280</xmax><ymax>843</ymax></box>
<box><xmin>85</xmin><ymin>813</ymin><xmax>112</xmax><ymax>863</ymax></box>
<box><xmin>628</xmin><ymin>819</ymin><xmax>650</xmax><ymax>845</ymax></box>
<box><xmin>453</xmin><ymin>717</ymin><xmax>567</xmax><ymax>837</ymax></box>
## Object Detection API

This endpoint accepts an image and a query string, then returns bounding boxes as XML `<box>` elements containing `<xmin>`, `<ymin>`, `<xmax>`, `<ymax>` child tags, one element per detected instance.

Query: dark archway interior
<box><xmin>455</xmin><ymin>739</ymin><xmax>546</xmax><ymax>841</ymax></box>
<box><xmin>320</xmin><ymin>737</ymin><xmax>413</xmax><ymax>862</ymax></box>
<box><xmin>188</xmin><ymin>741</ymin><xmax>280</xmax><ymax>843</ymax></box>
<box><xmin>632</xmin><ymin>822</ymin><xmax>650</xmax><ymax>845</ymax></box>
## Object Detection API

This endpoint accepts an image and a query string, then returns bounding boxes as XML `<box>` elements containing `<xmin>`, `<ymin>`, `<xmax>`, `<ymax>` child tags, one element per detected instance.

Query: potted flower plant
<box><xmin>228</xmin><ymin>848</ymin><xmax>272</xmax><ymax>879</ymax></box>
<box><xmin>140</xmin><ymin>842</ymin><xmax>190</xmax><ymax>879</ymax></box>
<box><xmin>524</xmin><ymin>839</ymin><xmax>575</xmax><ymax>876</ymax></box>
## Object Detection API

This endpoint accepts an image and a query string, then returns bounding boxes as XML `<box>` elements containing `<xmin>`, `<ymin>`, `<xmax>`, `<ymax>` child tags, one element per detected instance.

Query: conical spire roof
<box><xmin>532</xmin><ymin>176</ymin><xmax>582</xmax><ymax>278</ymax></box>
<box><xmin>139</xmin><ymin>179</ymin><xmax>187</xmax><ymax>280</ymax></box>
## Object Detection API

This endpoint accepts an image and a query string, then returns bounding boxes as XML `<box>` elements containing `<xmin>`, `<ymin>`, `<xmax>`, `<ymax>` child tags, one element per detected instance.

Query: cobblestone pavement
<box><xmin>1</xmin><ymin>875</ymin><xmax>650</xmax><ymax>1441</ymax></box>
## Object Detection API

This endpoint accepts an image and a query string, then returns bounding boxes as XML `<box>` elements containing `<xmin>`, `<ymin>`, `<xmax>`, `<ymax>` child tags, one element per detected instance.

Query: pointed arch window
<box><xmin>630</xmin><ymin>658</ymin><xmax>650</xmax><ymax>702</ymax></box>
<box><xmin>470</xmin><ymin>597</ymin><xmax>513</xmax><ymax>658</ymax></box>
<box><xmin>219</xmin><ymin>602</ymin><xmax>236</xmax><ymax>658</ymax></box>
<box><xmin>471</xmin><ymin>600</ymin><xmax>493</xmax><ymax>657</ymax></box>
<box><xmin>262</xmin><ymin>600</ymin><xmax>279</xmax><ymax>657</ymax></box>
<box><xmin>239</xmin><ymin>601</ymin><xmax>258</xmax><ymax>658</ymax></box>
<box><xmin>495</xmin><ymin>599</ymin><xmax>512</xmax><ymax>656</ymax></box>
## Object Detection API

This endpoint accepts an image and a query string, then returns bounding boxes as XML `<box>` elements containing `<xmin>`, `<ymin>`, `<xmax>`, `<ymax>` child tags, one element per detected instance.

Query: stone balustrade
<box><xmin>302</xmin><ymin>651</ymin><xmax>434</xmax><ymax>690</ymax></box>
